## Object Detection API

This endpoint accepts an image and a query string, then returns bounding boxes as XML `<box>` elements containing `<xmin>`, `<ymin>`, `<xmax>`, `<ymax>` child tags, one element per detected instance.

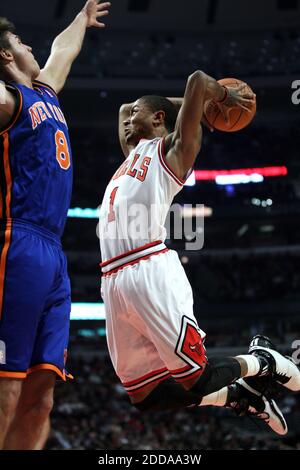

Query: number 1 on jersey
<box><xmin>108</xmin><ymin>187</ymin><xmax>118</xmax><ymax>222</ymax></box>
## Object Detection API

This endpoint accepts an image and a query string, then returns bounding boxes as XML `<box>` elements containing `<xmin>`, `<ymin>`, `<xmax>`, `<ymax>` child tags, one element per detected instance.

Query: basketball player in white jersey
<box><xmin>99</xmin><ymin>70</ymin><xmax>300</xmax><ymax>436</ymax></box>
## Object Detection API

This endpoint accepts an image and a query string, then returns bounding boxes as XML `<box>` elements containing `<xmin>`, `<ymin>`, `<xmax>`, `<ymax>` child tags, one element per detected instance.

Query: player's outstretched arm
<box><xmin>0</xmin><ymin>81</ymin><xmax>17</xmax><ymax>129</ymax></box>
<box><xmin>37</xmin><ymin>0</ymin><xmax>111</xmax><ymax>94</ymax></box>
<box><xmin>164</xmin><ymin>71</ymin><xmax>255</xmax><ymax>180</ymax></box>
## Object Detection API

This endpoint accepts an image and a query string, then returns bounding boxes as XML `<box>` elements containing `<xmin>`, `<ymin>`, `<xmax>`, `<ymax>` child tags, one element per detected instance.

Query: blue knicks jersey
<box><xmin>0</xmin><ymin>80</ymin><xmax>73</xmax><ymax>237</ymax></box>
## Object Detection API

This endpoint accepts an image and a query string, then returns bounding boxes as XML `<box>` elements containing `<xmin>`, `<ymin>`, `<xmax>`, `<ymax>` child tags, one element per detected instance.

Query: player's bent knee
<box><xmin>133</xmin><ymin>388</ymin><xmax>165</xmax><ymax>412</ymax></box>
<box><xmin>31</xmin><ymin>400</ymin><xmax>53</xmax><ymax>421</ymax></box>
<box><xmin>133</xmin><ymin>398</ymin><xmax>151</xmax><ymax>412</ymax></box>
<box><xmin>190</xmin><ymin>357</ymin><xmax>241</xmax><ymax>396</ymax></box>
<box><xmin>181</xmin><ymin>375</ymin><xmax>201</xmax><ymax>391</ymax></box>
<box><xmin>132</xmin><ymin>377</ymin><xmax>201</xmax><ymax>412</ymax></box>
<box><xmin>31</xmin><ymin>396</ymin><xmax>53</xmax><ymax>417</ymax></box>
<box><xmin>19</xmin><ymin>394</ymin><xmax>54</xmax><ymax>419</ymax></box>
<box><xmin>132</xmin><ymin>382</ymin><xmax>168</xmax><ymax>412</ymax></box>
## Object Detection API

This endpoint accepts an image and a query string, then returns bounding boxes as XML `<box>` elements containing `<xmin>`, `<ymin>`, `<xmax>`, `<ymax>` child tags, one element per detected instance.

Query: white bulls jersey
<box><xmin>99</xmin><ymin>137</ymin><xmax>185</xmax><ymax>264</ymax></box>
<box><xmin>99</xmin><ymin>137</ymin><xmax>207</xmax><ymax>395</ymax></box>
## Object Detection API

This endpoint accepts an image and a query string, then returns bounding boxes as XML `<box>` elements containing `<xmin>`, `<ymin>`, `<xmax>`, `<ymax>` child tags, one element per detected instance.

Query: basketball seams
<box><xmin>228</xmin><ymin>107</ymin><xmax>244</xmax><ymax>131</ymax></box>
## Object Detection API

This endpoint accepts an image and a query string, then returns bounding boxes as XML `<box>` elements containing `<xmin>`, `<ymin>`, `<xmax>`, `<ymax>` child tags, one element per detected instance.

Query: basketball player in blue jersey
<box><xmin>0</xmin><ymin>0</ymin><xmax>110</xmax><ymax>450</ymax></box>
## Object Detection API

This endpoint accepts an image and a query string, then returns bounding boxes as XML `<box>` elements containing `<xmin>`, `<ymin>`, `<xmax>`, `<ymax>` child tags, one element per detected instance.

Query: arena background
<box><xmin>1</xmin><ymin>0</ymin><xmax>300</xmax><ymax>450</ymax></box>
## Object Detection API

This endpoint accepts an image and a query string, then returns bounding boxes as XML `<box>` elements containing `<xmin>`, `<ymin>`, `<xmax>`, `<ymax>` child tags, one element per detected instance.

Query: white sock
<box><xmin>199</xmin><ymin>387</ymin><xmax>228</xmax><ymax>407</ymax></box>
<box><xmin>236</xmin><ymin>354</ymin><xmax>261</xmax><ymax>377</ymax></box>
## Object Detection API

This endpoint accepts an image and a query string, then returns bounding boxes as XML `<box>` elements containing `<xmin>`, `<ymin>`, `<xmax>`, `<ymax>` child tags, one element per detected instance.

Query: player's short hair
<box><xmin>140</xmin><ymin>95</ymin><xmax>178</xmax><ymax>133</ymax></box>
<box><xmin>0</xmin><ymin>17</ymin><xmax>15</xmax><ymax>50</ymax></box>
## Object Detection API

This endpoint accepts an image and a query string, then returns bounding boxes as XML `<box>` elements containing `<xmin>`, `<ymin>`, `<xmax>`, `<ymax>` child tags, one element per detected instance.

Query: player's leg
<box><xmin>104</xmin><ymin>266</ymin><xmax>288</xmax><ymax>434</ymax></box>
<box><xmin>0</xmin><ymin>226</ymin><xmax>58</xmax><ymax>448</ymax></box>
<box><xmin>20</xmin><ymin>248</ymin><xmax>71</xmax><ymax>449</ymax></box>
<box><xmin>133</xmin><ymin>346</ymin><xmax>293</xmax><ymax>410</ymax></box>
<box><xmin>103</xmin><ymin>250</ymin><xmax>292</xmax><ymax>437</ymax></box>
<box><xmin>125</xmin><ymin>251</ymin><xmax>293</xmax><ymax>436</ymax></box>
<box><xmin>125</xmin><ymin>251</ymin><xmax>262</xmax><ymax>403</ymax></box>
<box><xmin>132</xmin><ymin>372</ymin><xmax>287</xmax><ymax>435</ymax></box>
<box><xmin>132</xmin><ymin>355</ymin><xmax>259</xmax><ymax>411</ymax></box>
<box><xmin>131</xmin><ymin>340</ymin><xmax>289</xmax><ymax>436</ymax></box>
<box><xmin>2</xmin><ymin>243</ymin><xmax>71</xmax><ymax>450</ymax></box>
<box><xmin>186</xmin><ymin>342</ymin><xmax>300</xmax><ymax>399</ymax></box>
<box><xmin>104</xmin><ymin>253</ymin><xmax>239</xmax><ymax>408</ymax></box>
<box><xmin>0</xmin><ymin>379</ymin><xmax>22</xmax><ymax>448</ymax></box>
<box><xmin>3</xmin><ymin>370</ymin><xmax>56</xmax><ymax>450</ymax></box>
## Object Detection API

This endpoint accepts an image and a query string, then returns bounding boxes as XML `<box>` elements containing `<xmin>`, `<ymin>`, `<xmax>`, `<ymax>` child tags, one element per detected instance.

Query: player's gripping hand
<box><xmin>218</xmin><ymin>84</ymin><xmax>256</xmax><ymax>123</ymax></box>
<box><xmin>82</xmin><ymin>0</ymin><xmax>111</xmax><ymax>28</ymax></box>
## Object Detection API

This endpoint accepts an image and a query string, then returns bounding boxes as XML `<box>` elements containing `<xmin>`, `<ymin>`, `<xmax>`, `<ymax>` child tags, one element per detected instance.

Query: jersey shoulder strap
<box><xmin>0</xmin><ymin>81</ymin><xmax>22</xmax><ymax>135</ymax></box>
<box><xmin>32</xmin><ymin>80</ymin><xmax>58</xmax><ymax>98</ymax></box>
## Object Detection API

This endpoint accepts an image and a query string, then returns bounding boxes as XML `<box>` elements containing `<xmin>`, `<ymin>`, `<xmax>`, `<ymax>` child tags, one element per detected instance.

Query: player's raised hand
<box><xmin>82</xmin><ymin>0</ymin><xmax>111</xmax><ymax>28</ymax></box>
<box><xmin>218</xmin><ymin>84</ymin><xmax>256</xmax><ymax>123</ymax></box>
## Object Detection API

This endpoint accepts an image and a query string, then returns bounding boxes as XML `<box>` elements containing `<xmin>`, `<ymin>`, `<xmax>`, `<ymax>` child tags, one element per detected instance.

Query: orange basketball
<box><xmin>204</xmin><ymin>78</ymin><xmax>256</xmax><ymax>132</ymax></box>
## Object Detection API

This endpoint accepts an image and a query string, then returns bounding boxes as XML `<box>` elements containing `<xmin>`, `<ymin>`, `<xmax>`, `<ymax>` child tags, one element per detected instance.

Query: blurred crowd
<box><xmin>30</xmin><ymin>30</ymin><xmax>300</xmax><ymax>80</ymax></box>
<box><xmin>185</xmin><ymin>250</ymin><xmax>300</xmax><ymax>302</ymax></box>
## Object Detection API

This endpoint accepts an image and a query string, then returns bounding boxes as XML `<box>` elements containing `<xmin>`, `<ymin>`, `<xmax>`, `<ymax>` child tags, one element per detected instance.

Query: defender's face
<box><xmin>123</xmin><ymin>99</ymin><xmax>154</xmax><ymax>147</ymax></box>
<box><xmin>6</xmin><ymin>32</ymin><xmax>40</xmax><ymax>79</ymax></box>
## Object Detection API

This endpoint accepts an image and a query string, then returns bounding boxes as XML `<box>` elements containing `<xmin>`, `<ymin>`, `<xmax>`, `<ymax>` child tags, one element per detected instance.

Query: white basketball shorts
<box><xmin>101</xmin><ymin>243</ymin><xmax>207</xmax><ymax>397</ymax></box>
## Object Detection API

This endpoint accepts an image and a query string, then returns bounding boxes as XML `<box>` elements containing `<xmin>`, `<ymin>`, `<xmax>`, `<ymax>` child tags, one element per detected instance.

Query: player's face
<box><xmin>124</xmin><ymin>99</ymin><xmax>156</xmax><ymax>146</ymax></box>
<box><xmin>5</xmin><ymin>32</ymin><xmax>40</xmax><ymax>79</ymax></box>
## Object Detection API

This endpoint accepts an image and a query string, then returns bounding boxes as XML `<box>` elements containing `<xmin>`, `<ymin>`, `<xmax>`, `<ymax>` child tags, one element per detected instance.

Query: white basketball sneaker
<box><xmin>228</xmin><ymin>378</ymin><xmax>288</xmax><ymax>435</ymax></box>
<box><xmin>249</xmin><ymin>335</ymin><xmax>300</xmax><ymax>392</ymax></box>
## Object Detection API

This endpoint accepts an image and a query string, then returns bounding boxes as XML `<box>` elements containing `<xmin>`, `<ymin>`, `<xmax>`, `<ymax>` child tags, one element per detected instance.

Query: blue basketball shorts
<box><xmin>0</xmin><ymin>219</ymin><xmax>72</xmax><ymax>380</ymax></box>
